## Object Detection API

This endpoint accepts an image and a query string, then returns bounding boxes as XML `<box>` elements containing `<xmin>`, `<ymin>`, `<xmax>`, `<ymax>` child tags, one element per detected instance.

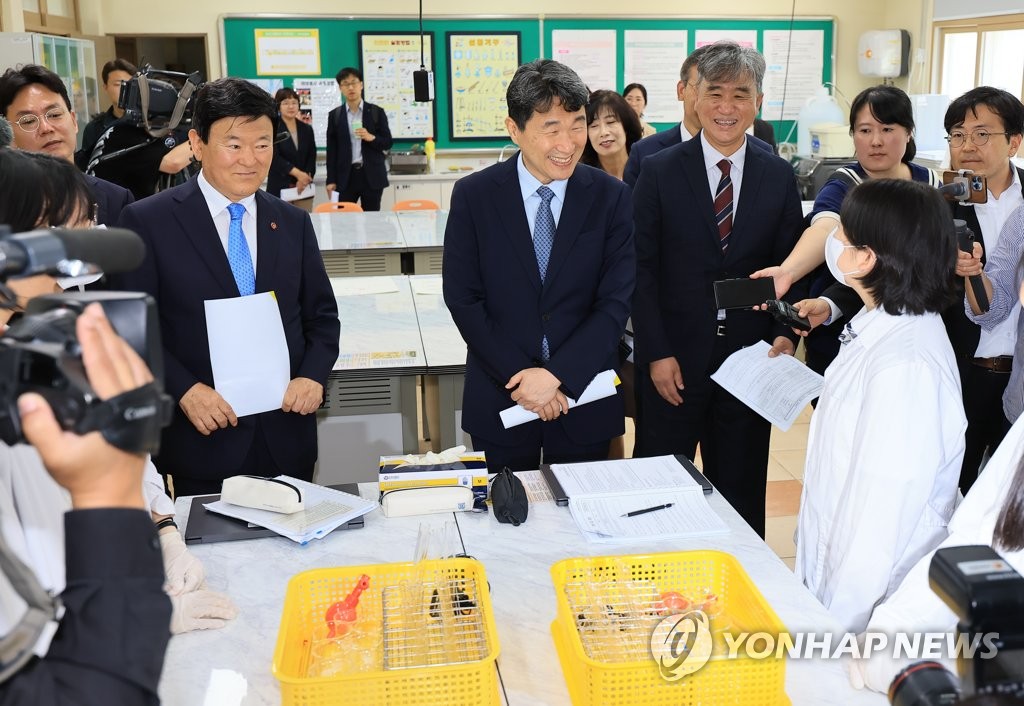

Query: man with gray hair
<box><xmin>631</xmin><ymin>41</ymin><xmax>803</xmax><ymax>537</ymax></box>
<box><xmin>443</xmin><ymin>59</ymin><xmax>635</xmax><ymax>471</ymax></box>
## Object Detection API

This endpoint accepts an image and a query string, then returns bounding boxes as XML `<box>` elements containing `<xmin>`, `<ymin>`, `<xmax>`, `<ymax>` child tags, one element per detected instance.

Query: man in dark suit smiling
<box><xmin>443</xmin><ymin>59</ymin><xmax>635</xmax><ymax>471</ymax></box>
<box><xmin>112</xmin><ymin>78</ymin><xmax>339</xmax><ymax>496</ymax></box>
<box><xmin>632</xmin><ymin>42</ymin><xmax>803</xmax><ymax>537</ymax></box>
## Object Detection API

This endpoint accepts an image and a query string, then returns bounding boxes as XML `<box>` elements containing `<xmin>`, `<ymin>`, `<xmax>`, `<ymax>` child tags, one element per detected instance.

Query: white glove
<box><xmin>160</xmin><ymin>530</ymin><xmax>205</xmax><ymax>596</ymax></box>
<box><xmin>169</xmin><ymin>588</ymin><xmax>238</xmax><ymax>634</ymax></box>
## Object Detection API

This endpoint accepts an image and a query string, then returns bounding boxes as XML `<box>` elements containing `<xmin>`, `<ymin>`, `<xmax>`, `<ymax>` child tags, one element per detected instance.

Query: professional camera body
<box><xmin>117</xmin><ymin>64</ymin><xmax>202</xmax><ymax>137</ymax></box>
<box><xmin>0</xmin><ymin>226</ymin><xmax>172</xmax><ymax>455</ymax></box>
<box><xmin>889</xmin><ymin>545</ymin><xmax>1024</xmax><ymax>705</ymax></box>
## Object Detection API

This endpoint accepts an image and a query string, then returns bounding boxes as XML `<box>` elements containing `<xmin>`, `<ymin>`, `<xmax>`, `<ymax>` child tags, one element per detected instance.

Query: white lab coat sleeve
<box><xmin>816</xmin><ymin>363</ymin><xmax>964</xmax><ymax>633</ymax></box>
<box><xmin>858</xmin><ymin>414</ymin><xmax>1024</xmax><ymax>692</ymax></box>
<box><xmin>141</xmin><ymin>456</ymin><xmax>174</xmax><ymax>517</ymax></box>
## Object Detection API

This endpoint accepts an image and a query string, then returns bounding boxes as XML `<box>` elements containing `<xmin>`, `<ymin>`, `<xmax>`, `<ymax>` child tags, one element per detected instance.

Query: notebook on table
<box><xmin>541</xmin><ymin>454</ymin><xmax>712</xmax><ymax>506</ymax></box>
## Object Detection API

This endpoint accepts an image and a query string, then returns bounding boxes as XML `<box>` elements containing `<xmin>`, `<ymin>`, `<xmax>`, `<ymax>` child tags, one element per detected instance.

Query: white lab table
<box><xmin>160</xmin><ymin>482</ymin><xmax>887</xmax><ymax>706</ymax></box>
<box><xmin>311</xmin><ymin>211</ymin><xmax>448</xmax><ymax>276</ymax></box>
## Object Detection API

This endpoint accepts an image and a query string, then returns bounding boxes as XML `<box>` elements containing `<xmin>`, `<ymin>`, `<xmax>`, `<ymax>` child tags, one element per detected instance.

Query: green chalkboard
<box><xmin>221</xmin><ymin>15</ymin><xmax>833</xmax><ymax>150</ymax></box>
<box><xmin>222</xmin><ymin>15</ymin><xmax>540</xmax><ymax>150</ymax></box>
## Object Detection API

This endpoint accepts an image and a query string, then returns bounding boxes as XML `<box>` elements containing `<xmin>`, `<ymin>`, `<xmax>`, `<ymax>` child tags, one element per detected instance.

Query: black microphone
<box><xmin>939</xmin><ymin>181</ymin><xmax>969</xmax><ymax>200</ymax></box>
<box><xmin>954</xmin><ymin>219</ymin><xmax>989</xmax><ymax>313</ymax></box>
<box><xmin>0</xmin><ymin>227</ymin><xmax>145</xmax><ymax>278</ymax></box>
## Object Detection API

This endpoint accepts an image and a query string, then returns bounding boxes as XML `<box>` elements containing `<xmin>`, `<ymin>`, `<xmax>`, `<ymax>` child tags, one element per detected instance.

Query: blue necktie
<box><xmin>534</xmin><ymin>186</ymin><xmax>555</xmax><ymax>361</ymax></box>
<box><xmin>226</xmin><ymin>203</ymin><xmax>255</xmax><ymax>296</ymax></box>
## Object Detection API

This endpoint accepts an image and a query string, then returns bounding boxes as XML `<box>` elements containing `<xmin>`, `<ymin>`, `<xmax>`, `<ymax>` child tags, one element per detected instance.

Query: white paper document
<box><xmin>515</xmin><ymin>470</ymin><xmax>554</xmax><ymax>503</ymax></box>
<box><xmin>279</xmin><ymin>183</ymin><xmax>315</xmax><ymax>202</ymax></box>
<box><xmin>549</xmin><ymin>456</ymin><xmax>728</xmax><ymax>543</ymax></box>
<box><xmin>500</xmin><ymin>369</ymin><xmax>619</xmax><ymax>429</ymax></box>
<box><xmin>204</xmin><ymin>477</ymin><xmax>376</xmax><ymax>544</ymax></box>
<box><xmin>205</xmin><ymin>292</ymin><xmax>290</xmax><ymax>417</ymax></box>
<box><xmin>570</xmin><ymin>489</ymin><xmax>728</xmax><ymax>543</ymax></box>
<box><xmin>710</xmin><ymin>340</ymin><xmax>823</xmax><ymax>431</ymax></box>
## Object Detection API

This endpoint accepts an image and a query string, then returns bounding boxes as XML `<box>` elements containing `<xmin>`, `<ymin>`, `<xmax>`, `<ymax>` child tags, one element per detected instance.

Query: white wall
<box><xmin>85</xmin><ymin>0</ymin><xmax>911</xmax><ymax>100</ymax></box>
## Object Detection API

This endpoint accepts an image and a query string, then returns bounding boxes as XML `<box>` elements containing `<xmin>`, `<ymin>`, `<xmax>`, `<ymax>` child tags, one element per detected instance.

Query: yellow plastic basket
<box><xmin>273</xmin><ymin>558</ymin><xmax>501</xmax><ymax>706</ymax></box>
<box><xmin>550</xmin><ymin>550</ymin><xmax>790</xmax><ymax>706</ymax></box>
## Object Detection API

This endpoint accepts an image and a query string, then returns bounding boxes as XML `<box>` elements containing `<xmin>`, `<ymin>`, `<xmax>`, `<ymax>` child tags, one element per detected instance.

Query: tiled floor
<box><xmin>622</xmin><ymin>403</ymin><xmax>813</xmax><ymax>572</ymax></box>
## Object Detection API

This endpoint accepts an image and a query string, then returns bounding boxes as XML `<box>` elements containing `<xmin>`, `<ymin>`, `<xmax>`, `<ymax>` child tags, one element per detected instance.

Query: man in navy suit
<box><xmin>0</xmin><ymin>64</ymin><xmax>133</xmax><ymax>226</ymax></box>
<box><xmin>325</xmin><ymin>67</ymin><xmax>393</xmax><ymax>211</ymax></box>
<box><xmin>443</xmin><ymin>59</ymin><xmax>635</xmax><ymax>471</ymax></box>
<box><xmin>632</xmin><ymin>42</ymin><xmax>803</xmax><ymax>537</ymax></box>
<box><xmin>112</xmin><ymin>78</ymin><xmax>340</xmax><ymax>497</ymax></box>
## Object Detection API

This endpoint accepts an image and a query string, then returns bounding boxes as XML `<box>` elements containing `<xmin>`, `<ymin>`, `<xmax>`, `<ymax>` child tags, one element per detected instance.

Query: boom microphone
<box><xmin>0</xmin><ymin>227</ymin><xmax>146</xmax><ymax>278</ymax></box>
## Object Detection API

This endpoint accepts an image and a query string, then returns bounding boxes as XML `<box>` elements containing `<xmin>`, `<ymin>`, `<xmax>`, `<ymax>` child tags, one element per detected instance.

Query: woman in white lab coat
<box><xmin>794</xmin><ymin>179</ymin><xmax>966</xmax><ymax>633</ymax></box>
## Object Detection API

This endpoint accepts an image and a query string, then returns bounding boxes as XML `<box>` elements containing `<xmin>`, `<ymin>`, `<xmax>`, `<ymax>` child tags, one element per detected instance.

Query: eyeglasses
<box><xmin>13</xmin><ymin>109</ymin><xmax>69</xmax><ymax>133</ymax></box>
<box><xmin>339</xmin><ymin>80</ymin><xmax>362</xmax><ymax>89</ymax></box>
<box><xmin>946</xmin><ymin>130</ymin><xmax>1008</xmax><ymax>148</ymax></box>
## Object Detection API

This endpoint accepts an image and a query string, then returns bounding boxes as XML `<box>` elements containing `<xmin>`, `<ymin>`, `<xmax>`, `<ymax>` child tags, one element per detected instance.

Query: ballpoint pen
<box><xmin>621</xmin><ymin>503</ymin><xmax>674</xmax><ymax>518</ymax></box>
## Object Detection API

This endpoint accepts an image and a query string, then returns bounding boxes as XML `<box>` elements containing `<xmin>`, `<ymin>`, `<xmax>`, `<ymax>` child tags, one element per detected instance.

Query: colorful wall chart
<box><xmin>447</xmin><ymin>32</ymin><xmax>521</xmax><ymax>141</ymax></box>
<box><xmin>359</xmin><ymin>32</ymin><xmax>436</xmax><ymax>140</ymax></box>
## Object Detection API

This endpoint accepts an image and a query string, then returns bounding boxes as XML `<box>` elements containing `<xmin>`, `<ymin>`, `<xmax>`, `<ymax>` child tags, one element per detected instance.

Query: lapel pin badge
<box><xmin>270</xmin><ymin>221</ymin><xmax>278</xmax><ymax>230</ymax></box>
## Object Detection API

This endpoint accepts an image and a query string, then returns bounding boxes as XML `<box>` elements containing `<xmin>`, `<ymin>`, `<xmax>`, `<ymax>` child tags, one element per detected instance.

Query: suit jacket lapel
<box><xmin>681</xmin><ymin>136</ymin><xmax>721</xmax><ymax>251</ymax></box>
<box><xmin>494</xmin><ymin>155</ymin><xmax>543</xmax><ymax>292</ymax></box>
<box><xmin>173</xmin><ymin>179</ymin><xmax>238</xmax><ymax>298</ymax></box>
<box><xmin>728</xmin><ymin>141</ymin><xmax>766</xmax><ymax>255</ymax></box>
<box><xmin>254</xmin><ymin>191</ymin><xmax>280</xmax><ymax>292</ymax></box>
<box><xmin>544</xmin><ymin>166</ymin><xmax>593</xmax><ymax>287</ymax></box>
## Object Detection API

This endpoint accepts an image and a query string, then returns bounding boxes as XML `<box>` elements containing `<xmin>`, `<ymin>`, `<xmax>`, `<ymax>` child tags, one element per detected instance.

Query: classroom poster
<box><xmin>761</xmin><ymin>30</ymin><xmax>825</xmax><ymax>121</ymax></box>
<box><xmin>360</xmin><ymin>33</ymin><xmax>436</xmax><ymax>140</ymax></box>
<box><xmin>551</xmin><ymin>29</ymin><xmax>616</xmax><ymax>91</ymax></box>
<box><xmin>694</xmin><ymin>29</ymin><xmax>757</xmax><ymax>48</ymax></box>
<box><xmin>254</xmin><ymin>29</ymin><xmax>320</xmax><ymax>76</ymax></box>
<box><xmin>624</xmin><ymin>30</ymin><xmax>688</xmax><ymax>124</ymax></box>
<box><xmin>447</xmin><ymin>32</ymin><xmax>521</xmax><ymax>140</ymax></box>
<box><xmin>293</xmin><ymin>78</ymin><xmax>340</xmax><ymax>149</ymax></box>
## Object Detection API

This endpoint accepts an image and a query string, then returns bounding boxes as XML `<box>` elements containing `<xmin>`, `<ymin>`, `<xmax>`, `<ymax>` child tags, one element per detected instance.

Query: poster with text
<box><xmin>360</xmin><ymin>33</ymin><xmax>436</xmax><ymax>140</ymax></box>
<box><xmin>624</xmin><ymin>30</ymin><xmax>688</xmax><ymax>124</ymax></box>
<box><xmin>447</xmin><ymin>32</ymin><xmax>521</xmax><ymax>141</ymax></box>
<box><xmin>762</xmin><ymin>30</ymin><xmax>825</xmax><ymax>121</ymax></box>
<box><xmin>293</xmin><ymin>78</ymin><xmax>340</xmax><ymax>150</ymax></box>
<box><xmin>255</xmin><ymin>29</ymin><xmax>320</xmax><ymax>76</ymax></box>
<box><xmin>694</xmin><ymin>29</ymin><xmax>757</xmax><ymax>48</ymax></box>
<box><xmin>551</xmin><ymin>30</ymin><xmax>616</xmax><ymax>92</ymax></box>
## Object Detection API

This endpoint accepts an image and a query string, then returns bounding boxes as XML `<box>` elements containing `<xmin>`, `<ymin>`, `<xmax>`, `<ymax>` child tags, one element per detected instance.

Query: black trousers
<box><xmin>636</xmin><ymin>337</ymin><xmax>772</xmax><ymax>538</ymax></box>
<box><xmin>166</xmin><ymin>418</ymin><xmax>315</xmax><ymax>498</ymax></box>
<box><xmin>338</xmin><ymin>163</ymin><xmax>383</xmax><ymax>212</ymax></box>
<box><xmin>957</xmin><ymin>358</ymin><xmax>1012</xmax><ymax>493</ymax></box>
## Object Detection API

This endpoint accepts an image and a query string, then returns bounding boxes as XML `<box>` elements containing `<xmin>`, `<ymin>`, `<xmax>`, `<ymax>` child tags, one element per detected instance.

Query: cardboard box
<box><xmin>378</xmin><ymin>451</ymin><xmax>489</xmax><ymax>507</ymax></box>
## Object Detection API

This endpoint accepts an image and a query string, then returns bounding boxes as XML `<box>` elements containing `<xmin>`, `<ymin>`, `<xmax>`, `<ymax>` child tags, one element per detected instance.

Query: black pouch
<box><xmin>490</xmin><ymin>467</ymin><xmax>528</xmax><ymax>526</ymax></box>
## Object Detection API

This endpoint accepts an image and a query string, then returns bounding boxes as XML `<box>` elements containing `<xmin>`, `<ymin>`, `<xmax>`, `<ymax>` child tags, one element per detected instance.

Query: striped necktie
<box><xmin>714</xmin><ymin>159</ymin><xmax>733</xmax><ymax>251</ymax></box>
<box><xmin>534</xmin><ymin>186</ymin><xmax>555</xmax><ymax>361</ymax></box>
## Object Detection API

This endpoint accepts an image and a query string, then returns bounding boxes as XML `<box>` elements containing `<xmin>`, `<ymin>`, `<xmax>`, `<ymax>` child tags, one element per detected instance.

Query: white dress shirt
<box><xmin>346</xmin><ymin>101</ymin><xmax>364</xmax><ymax>165</ymax></box>
<box><xmin>700</xmin><ymin>131</ymin><xmax>746</xmax><ymax>220</ymax></box>
<box><xmin>516</xmin><ymin>153</ymin><xmax>568</xmax><ymax>235</ymax></box>
<box><xmin>973</xmin><ymin>165</ymin><xmax>1023</xmax><ymax>358</ymax></box>
<box><xmin>196</xmin><ymin>170</ymin><xmax>258</xmax><ymax>276</ymax></box>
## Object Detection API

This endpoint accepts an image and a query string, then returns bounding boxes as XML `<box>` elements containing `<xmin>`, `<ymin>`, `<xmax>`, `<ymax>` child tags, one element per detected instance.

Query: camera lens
<box><xmin>889</xmin><ymin>661</ymin><xmax>961</xmax><ymax>706</ymax></box>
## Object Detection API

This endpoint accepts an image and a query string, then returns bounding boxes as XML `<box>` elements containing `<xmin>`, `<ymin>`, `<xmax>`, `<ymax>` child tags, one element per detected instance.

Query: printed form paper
<box><xmin>205</xmin><ymin>291</ymin><xmax>290</xmax><ymax>417</ymax></box>
<box><xmin>710</xmin><ymin>340</ymin><xmax>823</xmax><ymax>431</ymax></box>
<box><xmin>570</xmin><ymin>489</ymin><xmax>729</xmax><ymax>543</ymax></box>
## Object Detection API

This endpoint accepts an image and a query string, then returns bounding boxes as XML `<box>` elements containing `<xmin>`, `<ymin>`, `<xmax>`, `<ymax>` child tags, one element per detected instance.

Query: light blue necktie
<box><xmin>534</xmin><ymin>186</ymin><xmax>555</xmax><ymax>361</ymax></box>
<box><xmin>226</xmin><ymin>203</ymin><xmax>255</xmax><ymax>296</ymax></box>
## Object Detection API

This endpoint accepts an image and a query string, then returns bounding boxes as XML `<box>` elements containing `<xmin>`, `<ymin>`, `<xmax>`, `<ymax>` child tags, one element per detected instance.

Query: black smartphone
<box><xmin>766</xmin><ymin>299</ymin><xmax>812</xmax><ymax>332</ymax></box>
<box><xmin>713</xmin><ymin>277</ymin><xmax>776</xmax><ymax>310</ymax></box>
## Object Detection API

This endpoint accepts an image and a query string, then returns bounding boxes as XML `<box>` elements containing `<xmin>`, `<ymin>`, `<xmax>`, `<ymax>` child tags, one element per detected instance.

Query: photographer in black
<box><xmin>74</xmin><ymin>58</ymin><xmax>137</xmax><ymax>171</ymax></box>
<box><xmin>85</xmin><ymin>66</ymin><xmax>197</xmax><ymax>200</ymax></box>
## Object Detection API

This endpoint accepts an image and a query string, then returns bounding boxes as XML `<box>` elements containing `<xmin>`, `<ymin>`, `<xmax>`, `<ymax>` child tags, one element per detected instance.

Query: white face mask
<box><xmin>824</xmin><ymin>228</ymin><xmax>861</xmax><ymax>284</ymax></box>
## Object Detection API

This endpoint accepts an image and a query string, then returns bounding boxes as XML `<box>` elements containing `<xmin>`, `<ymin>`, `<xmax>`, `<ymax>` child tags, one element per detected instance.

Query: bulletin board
<box><xmin>221</xmin><ymin>15</ymin><xmax>833</xmax><ymax>150</ymax></box>
<box><xmin>447</xmin><ymin>32</ymin><xmax>521</xmax><ymax>141</ymax></box>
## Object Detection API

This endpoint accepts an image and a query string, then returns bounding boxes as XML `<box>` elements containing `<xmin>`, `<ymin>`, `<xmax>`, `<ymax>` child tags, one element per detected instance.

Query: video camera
<box><xmin>889</xmin><ymin>545</ymin><xmax>1024</xmax><ymax>705</ymax></box>
<box><xmin>0</xmin><ymin>225</ymin><xmax>172</xmax><ymax>455</ymax></box>
<box><xmin>117</xmin><ymin>64</ymin><xmax>202</xmax><ymax>138</ymax></box>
